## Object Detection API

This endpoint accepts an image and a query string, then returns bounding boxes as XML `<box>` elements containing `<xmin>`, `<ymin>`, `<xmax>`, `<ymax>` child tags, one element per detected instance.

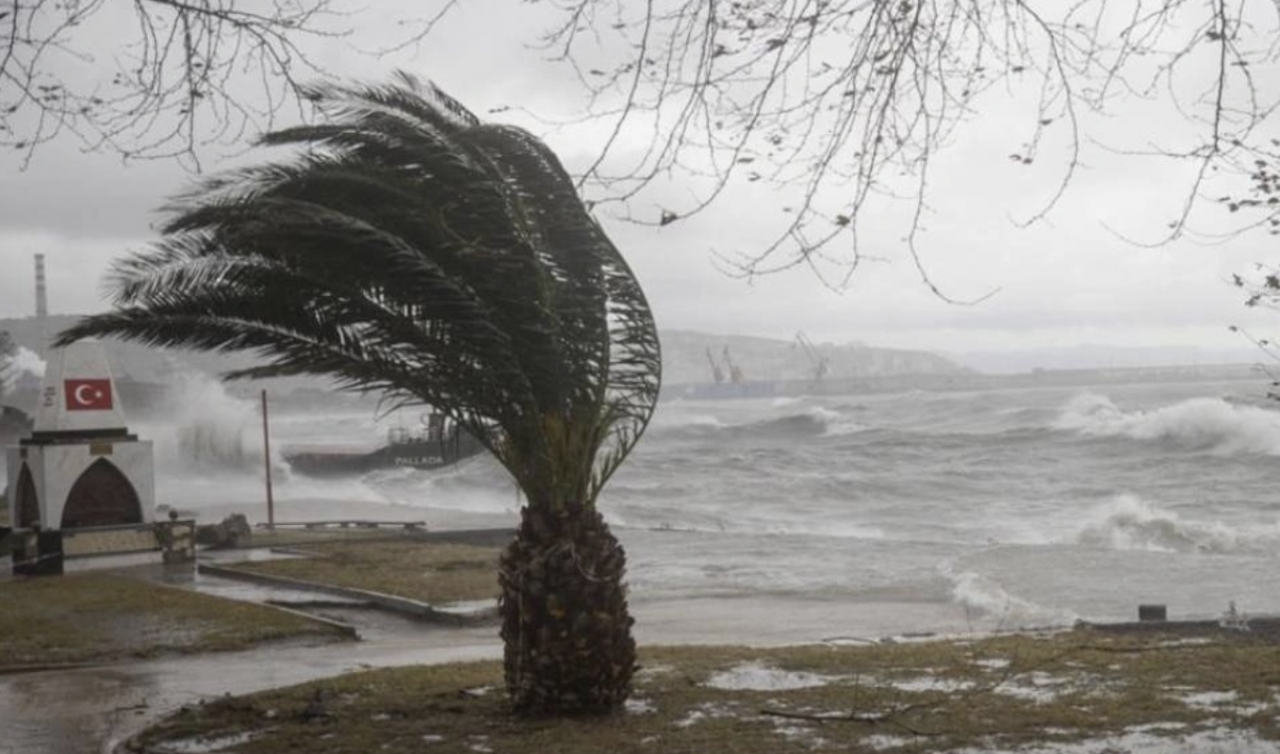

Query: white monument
<box><xmin>5</xmin><ymin>341</ymin><xmax>155</xmax><ymax>530</ymax></box>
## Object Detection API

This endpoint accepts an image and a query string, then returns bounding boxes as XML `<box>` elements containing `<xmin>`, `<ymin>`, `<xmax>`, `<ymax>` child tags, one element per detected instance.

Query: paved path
<box><xmin>2</xmin><ymin>553</ymin><xmax>504</xmax><ymax>754</ymax></box>
<box><xmin>3</xmin><ymin>625</ymin><xmax>501</xmax><ymax>754</ymax></box>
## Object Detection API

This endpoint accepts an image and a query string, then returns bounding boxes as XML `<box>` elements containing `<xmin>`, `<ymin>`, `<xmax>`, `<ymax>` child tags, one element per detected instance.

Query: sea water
<box><xmin>10</xmin><ymin>376</ymin><xmax>1280</xmax><ymax>639</ymax></box>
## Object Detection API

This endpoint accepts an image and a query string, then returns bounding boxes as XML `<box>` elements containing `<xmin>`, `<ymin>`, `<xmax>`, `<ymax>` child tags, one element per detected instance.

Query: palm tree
<box><xmin>57</xmin><ymin>73</ymin><xmax>662</xmax><ymax>714</ymax></box>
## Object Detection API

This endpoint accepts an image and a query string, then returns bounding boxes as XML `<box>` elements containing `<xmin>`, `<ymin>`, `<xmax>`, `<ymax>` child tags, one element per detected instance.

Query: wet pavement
<box><xmin>1</xmin><ymin>558</ymin><xmax>502</xmax><ymax>754</ymax></box>
<box><xmin>1</xmin><ymin>530</ymin><xmax>937</xmax><ymax>753</ymax></box>
<box><xmin>2</xmin><ymin>622</ymin><xmax>501</xmax><ymax>754</ymax></box>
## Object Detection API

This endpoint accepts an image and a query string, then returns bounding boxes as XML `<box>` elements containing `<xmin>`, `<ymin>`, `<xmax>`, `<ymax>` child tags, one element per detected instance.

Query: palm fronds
<box><xmin>59</xmin><ymin>72</ymin><xmax>661</xmax><ymax>508</ymax></box>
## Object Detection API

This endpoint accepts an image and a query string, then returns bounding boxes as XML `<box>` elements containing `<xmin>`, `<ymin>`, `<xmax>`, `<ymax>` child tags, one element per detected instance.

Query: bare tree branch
<box><xmin>428</xmin><ymin>1</ymin><xmax>1280</xmax><ymax>292</ymax></box>
<box><xmin>0</xmin><ymin>1</ymin><xmax>448</xmax><ymax>167</ymax></box>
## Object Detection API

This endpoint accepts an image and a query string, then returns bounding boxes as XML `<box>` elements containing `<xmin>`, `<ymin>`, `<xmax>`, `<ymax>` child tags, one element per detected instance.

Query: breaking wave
<box><xmin>10</xmin><ymin>346</ymin><xmax>45</xmax><ymax>379</ymax></box>
<box><xmin>1054</xmin><ymin>392</ymin><xmax>1280</xmax><ymax>455</ymax></box>
<box><xmin>1074</xmin><ymin>495</ymin><xmax>1280</xmax><ymax>554</ymax></box>
<box><xmin>942</xmin><ymin>565</ymin><xmax>1078</xmax><ymax>626</ymax></box>
<box><xmin>724</xmin><ymin>407</ymin><xmax>868</xmax><ymax>438</ymax></box>
<box><xmin>652</xmin><ymin>411</ymin><xmax>726</xmax><ymax>432</ymax></box>
<box><xmin>130</xmin><ymin>373</ymin><xmax>260</xmax><ymax>471</ymax></box>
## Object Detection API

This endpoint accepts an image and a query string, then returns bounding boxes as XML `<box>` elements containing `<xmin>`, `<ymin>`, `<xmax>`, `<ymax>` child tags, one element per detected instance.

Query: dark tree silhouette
<box><xmin>57</xmin><ymin>73</ymin><xmax>662</xmax><ymax>714</ymax></box>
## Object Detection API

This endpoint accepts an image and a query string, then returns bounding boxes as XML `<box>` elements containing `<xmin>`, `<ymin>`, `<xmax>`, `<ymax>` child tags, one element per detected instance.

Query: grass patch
<box><xmin>0</xmin><ymin>572</ymin><xmax>350</xmax><ymax>667</ymax></box>
<box><xmin>227</xmin><ymin>540</ymin><xmax>501</xmax><ymax>604</ymax></box>
<box><xmin>133</xmin><ymin>628</ymin><xmax>1280</xmax><ymax>753</ymax></box>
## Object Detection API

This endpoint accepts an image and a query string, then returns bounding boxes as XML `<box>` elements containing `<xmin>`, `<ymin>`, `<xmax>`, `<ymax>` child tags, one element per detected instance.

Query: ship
<box><xmin>674</xmin><ymin>345</ymin><xmax>778</xmax><ymax>400</ymax></box>
<box><xmin>282</xmin><ymin>413</ymin><xmax>486</xmax><ymax>477</ymax></box>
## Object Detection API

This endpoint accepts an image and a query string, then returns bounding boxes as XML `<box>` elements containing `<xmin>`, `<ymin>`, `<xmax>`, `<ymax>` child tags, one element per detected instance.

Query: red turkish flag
<box><xmin>65</xmin><ymin>379</ymin><xmax>114</xmax><ymax>411</ymax></box>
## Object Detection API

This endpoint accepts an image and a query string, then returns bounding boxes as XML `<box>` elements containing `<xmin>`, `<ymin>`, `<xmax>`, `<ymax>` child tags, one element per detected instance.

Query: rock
<box><xmin>194</xmin><ymin>514</ymin><xmax>252</xmax><ymax>549</ymax></box>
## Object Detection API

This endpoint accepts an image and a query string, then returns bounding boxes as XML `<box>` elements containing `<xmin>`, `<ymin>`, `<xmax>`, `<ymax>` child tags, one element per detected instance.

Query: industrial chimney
<box><xmin>34</xmin><ymin>253</ymin><xmax>48</xmax><ymax>319</ymax></box>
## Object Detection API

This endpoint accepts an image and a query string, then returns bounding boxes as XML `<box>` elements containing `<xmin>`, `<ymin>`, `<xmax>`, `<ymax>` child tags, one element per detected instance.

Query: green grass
<box><xmin>227</xmin><ymin>540</ymin><xmax>502</xmax><ymax>604</ymax></box>
<box><xmin>0</xmin><ymin>572</ymin><xmax>351</xmax><ymax>667</ymax></box>
<box><xmin>132</xmin><ymin>628</ymin><xmax>1280</xmax><ymax>753</ymax></box>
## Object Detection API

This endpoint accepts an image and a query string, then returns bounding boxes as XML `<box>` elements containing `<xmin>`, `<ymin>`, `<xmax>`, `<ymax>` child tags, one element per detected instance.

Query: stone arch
<box><xmin>14</xmin><ymin>463</ymin><xmax>39</xmax><ymax>528</ymax></box>
<box><xmin>61</xmin><ymin>458</ymin><xmax>142</xmax><ymax>529</ymax></box>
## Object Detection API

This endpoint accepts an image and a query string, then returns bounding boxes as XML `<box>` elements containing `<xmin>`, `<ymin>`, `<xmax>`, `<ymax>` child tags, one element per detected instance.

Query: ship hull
<box><xmin>284</xmin><ymin>432</ymin><xmax>486</xmax><ymax>477</ymax></box>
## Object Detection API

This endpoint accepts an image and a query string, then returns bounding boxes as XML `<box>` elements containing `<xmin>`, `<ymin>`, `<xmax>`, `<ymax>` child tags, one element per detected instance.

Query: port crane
<box><xmin>721</xmin><ymin>346</ymin><xmax>745</xmax><ymax>384</ymax></box>
<box><xmin>705</xmin><ymin>347</ymin><xmax>725</xmax><ymax>384</ymax></box>
<box><xmin>794</xmin><ymin>331</ymin><xmax>830</xmax><ymax>385</ymax></box>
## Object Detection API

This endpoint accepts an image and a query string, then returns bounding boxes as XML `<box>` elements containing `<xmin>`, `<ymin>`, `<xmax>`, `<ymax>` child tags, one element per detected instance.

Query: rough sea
<box><xmin>23</xmin><ymin>375</ymin><xmax>1280</xmax><ymax>642</ymax></box>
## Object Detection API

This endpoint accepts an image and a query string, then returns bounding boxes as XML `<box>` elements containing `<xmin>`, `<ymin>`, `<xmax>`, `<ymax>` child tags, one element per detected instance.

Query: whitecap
<box><xmin>942</xmin><ymin>566</ymin><xmax>1078</xmax><ymax>627</ymax></box>
<box><xmin>1054</xmin><ymin>392</ymin><xmax>1280</xmax><ymax>455</ymax></box>
<box><xmin>9</xmin><ymin>346</ymin><xmax>46</xmax><ymax>379</ymax></box>
<box><xmin>1073</xmin><ymin>494</ymin><xmax>1280</xmax><ymax>554</ymax></box>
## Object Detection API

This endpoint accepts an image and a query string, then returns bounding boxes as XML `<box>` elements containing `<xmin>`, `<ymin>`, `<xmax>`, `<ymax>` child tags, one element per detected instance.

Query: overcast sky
<box><xmin>2</xmin><ymin>2</ymin><xmax>1277</xmax><ymax>367</ymax></box>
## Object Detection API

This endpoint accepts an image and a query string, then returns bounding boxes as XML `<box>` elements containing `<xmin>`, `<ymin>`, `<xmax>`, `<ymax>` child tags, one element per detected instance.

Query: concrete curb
<box><xmin>251</xmin><ymin>601</ymin><xmax>361</xmax><ymax>640</ymax></box>
<box><xmin>222</xmin><ymin>527</ymin><xmax>516</xmax><ymax>552</ymax></box>
<box><xmin>112</xmin><ymin>566</ymin><xmax>361</xmax><ymax>640</ymax></box>
<box><xmin>0</xmin><ymin>661</ymin><xmax>100</xmax><ymax>676</ymax></box>
<box><xmin>197</xmin><ymin>562</ymin><xmax>499</xmax><ymax>627</ymax></box>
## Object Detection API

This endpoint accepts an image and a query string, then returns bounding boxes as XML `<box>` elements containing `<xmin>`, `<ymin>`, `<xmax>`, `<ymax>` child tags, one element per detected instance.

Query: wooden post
<box><xmin>261</xmin><ymin>389</ymin><xmax>275</xmax><ymax>529</ymax></box>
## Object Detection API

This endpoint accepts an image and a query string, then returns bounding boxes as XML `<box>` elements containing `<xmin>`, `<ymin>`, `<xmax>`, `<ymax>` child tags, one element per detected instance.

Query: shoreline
<box><xmin>115</xmin><ymin>620</ymin><xmax>1280</xmax><ymax>754</ymax></box>
<box><xmin>6</xmin><ymin>526</ymin><xmax>1277</xmax><ymax>754</ymax></box>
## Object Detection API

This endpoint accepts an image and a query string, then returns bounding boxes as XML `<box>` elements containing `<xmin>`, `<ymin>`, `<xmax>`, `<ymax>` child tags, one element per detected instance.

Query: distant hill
<box><xmin>953</xmin><ymin>344</ymin><xmax>1260</xmax><ymax>374</ymax></box>
<box><xmin>0</xmin><ymin>316</ymin><xmax>972</xmax><ymax>407</ymax></box>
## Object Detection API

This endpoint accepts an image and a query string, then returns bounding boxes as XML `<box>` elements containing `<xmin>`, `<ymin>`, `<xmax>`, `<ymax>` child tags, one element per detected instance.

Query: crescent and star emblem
<box><xmin>74</xmin><ymin>384</ymin><xmax>98</xmax><ymax>406</ymax></box>
<box><xmin>63</xmin><ymin>379</ymin><xmax>113</xmax><ymax>411</ymax></box>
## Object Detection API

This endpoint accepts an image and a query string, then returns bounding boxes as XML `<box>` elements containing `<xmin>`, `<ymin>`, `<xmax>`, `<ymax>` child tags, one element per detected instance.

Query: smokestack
<box><xmin>34</xmin><ymin>253</ymin><xmax>48</xmax><ymax>319</ymax></box>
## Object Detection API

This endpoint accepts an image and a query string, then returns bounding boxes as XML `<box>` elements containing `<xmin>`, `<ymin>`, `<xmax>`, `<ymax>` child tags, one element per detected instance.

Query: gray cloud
<box><xmin>0</xmin><ymin>2</ymin><xmax>1275</xmax><ymax>364</ymax></box>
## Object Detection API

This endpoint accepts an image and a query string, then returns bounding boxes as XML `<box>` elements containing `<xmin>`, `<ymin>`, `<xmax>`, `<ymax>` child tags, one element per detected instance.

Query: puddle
<box><xmin>187</xmin><ymin>572</ymin><xmax>369</xmax><ymax>607</ymax></box>
<box><xmin>437</xmin><ymin>599</ymin><xmax>499</xmax><ymax>619</ymax></box>
<box><xmin>947</xmin><ymin>728</ymin><xmax>1280</xmax><ymax>753</ymax></box>
<box><xmin>2</xmin><ymin>546</ymin><xmax>512</xmax><ymax>754</ymax></box>
<box><xmin>158</xmin><ymin>731</ymin><xmax>259</xmax><ymax>753</ymax></box>
<box><xmin>676</xmin><ymin>702</ymin><xmax>741</xmax><ymax>728</ymax></box>
<box><xmin>704</xmin><ymin>662</ymin><xmax>839</xmax><ymax>691</ymax></box>
<box><xmin>1179</xmin><ymin>690</ymin><xmax>1238</xmax><ymax>709</ymax></box>
<box><xmin>886</xmin><ymin>675</ymin><xmax>976</xmax><ymax>694</ymax></box>
<box><xmin>200</xmin><ymin>548</ymin><xmax>310</xmax><ymax>563</ymax></box>
<box><xmin>864</xmin><ymin>733</ymin><xmax>913</xmax><ymax>750</ymax></box>
<box><xmin>1</xmin><ymin>614</ymin><xmax>499</xmax><ymax>754</ymax></box>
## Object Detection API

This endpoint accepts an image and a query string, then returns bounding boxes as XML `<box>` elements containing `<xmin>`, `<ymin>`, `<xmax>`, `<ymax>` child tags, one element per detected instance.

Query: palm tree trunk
<box><xmin>499</xmin><ymin>501</ymin><xmax>636</xmax><ymax>714</ymax></box>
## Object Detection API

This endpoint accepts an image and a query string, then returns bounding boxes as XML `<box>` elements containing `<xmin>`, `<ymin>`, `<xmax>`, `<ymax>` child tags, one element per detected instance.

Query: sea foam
<box><xmin>132</xmin><ymin>372</ymin><xmax>260</xmax><ymax>471</ymax></box>
<box><xmin>727</xmin><ymin>407</ymin><xmax>868</xmax><ymax>437</ymax></box>
<box><xmin>1054</xmin><ymin>393</ymin><xmax>1280</xmax><ymax>455</ymax></box>
<box><xmin>1073</xmin><ymin>494</ymin><xmax>1280</xmax><ymax>554</ymax></box>
<box><xmin>10</xmin><ymin>346</ymin><xmax>46</xmax><ymax>379</ymax></box>
<box><xmin>942</xmin><ymin>565</ymin><xmax>1078</xmax><ymax>626</ymax></box>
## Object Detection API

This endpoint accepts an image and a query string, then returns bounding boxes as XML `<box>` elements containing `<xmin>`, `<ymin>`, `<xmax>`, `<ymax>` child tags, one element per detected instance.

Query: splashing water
<box><xmin>1055</xmin><ymin>392</ymin><xmax>1280</xmax><ymax>455</ymax></box>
